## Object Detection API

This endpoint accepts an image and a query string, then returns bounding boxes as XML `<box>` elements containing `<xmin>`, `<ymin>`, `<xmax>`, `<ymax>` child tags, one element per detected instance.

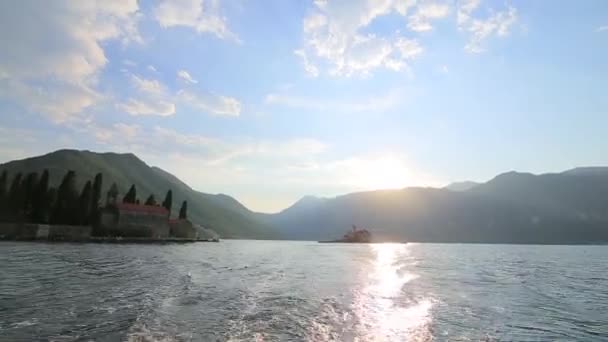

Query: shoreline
<box><xmin>0</xmin><ymin>236</ymin><xmax>218</xmax><ymax>244</ymax></box>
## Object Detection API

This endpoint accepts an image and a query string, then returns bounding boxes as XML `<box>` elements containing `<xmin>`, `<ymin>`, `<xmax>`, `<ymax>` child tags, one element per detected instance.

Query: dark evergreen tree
<box><xmin>90</xmin><ymin>173</ymin><xmax>102</xmax><ymax>222</ymax></box>
<box><xmin>144</xmin><ymin>194</ymin><xmax>156</xmax><ymax>206</ymax></box>
<box><xmin>0</xmin><ymin>170</ymin><xmax>7</xmax><ymax>214</ymax></box>
<box><xmin>8</xmin><ymin>172</ymin><xmax>23</xmax><ymax>218</ymax></box>
<box><xmin>162</xmin><ymin>190</ymin><xmax>172</xmax><ymax>215</ymax></box>
<box><xmin>0</xmin><ymin>170</ymin><xmax>7</xmax><ymax>199</ymax></box>
<box><xmin>78</xmin><ymin>181</ymin><xmax>92</xmax><ymax>225</ymax></box>
<box><xmin>46</xmin><ymin>187</ymin><xmax>57</xmax><ymax>208</ymax></box>
<box><xmin>22</xmin><ymin>172</ymin><xmax>39</xmax><ymax>220</ymax></box>
<box><xmin>179</xmin><ymin>200</ymin><xmax>188</xmax><ymax>219</ymax></box>
<box><xmin>106</xmin><ymin>182</ymin><xmax>118</xmax><ymax>206</ymax></box>
<box><xmin>32</xmin><ymin>169</ymin><xmax>49</xmax><ymax>223</ymax></box>
<box><xmin>52</xmin><ymin>170</ymin><xmax>78</xmax><ymax>224</ymax></box>
<box><xmin>123</xmin><ymin>184</ymin><xmax>137</xmax><ymax>204</ymax></box>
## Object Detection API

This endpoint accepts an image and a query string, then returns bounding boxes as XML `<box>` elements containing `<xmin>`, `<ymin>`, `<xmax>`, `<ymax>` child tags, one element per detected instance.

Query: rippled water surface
<box><xmin>1</xmin><ymin>241</ymin><xmax>607</xmax><ymax>341</ymax></box>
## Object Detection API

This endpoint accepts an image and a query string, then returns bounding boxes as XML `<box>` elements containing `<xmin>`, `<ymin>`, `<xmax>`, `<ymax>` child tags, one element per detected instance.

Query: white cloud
<box><xmin>119</xmin><ymin>74</ymin><xmax>176</xmax><ymax>116</ymax></box>
<box><xmin>596</xmin><ymin>26</ymin><xmax>608</xmax><ymax>32</ymax></box>
<box><xmin>395</xmin><ymin>38</ymin><xmax>424</xmax><ymax>59</ymax></box>
<box><xmin>120</xmin><ymin>99</ymin><xmax>176</xmax><ymax>117</ymax></box>
<box><xmin>264</xmin><ymin>88</ymin><xmax>404</xmax><ymax>113</ymax></box>
<box><xmin>298</xmin><ymin>0</ymin><xmax>429</xmax><ymax>77</ymax></box>
<box><xmin>298</xmin><ymin>0</ymin><xmax>519</xmax><ymax>75</ymax></box>
<box><xmin>119</xmin><ymin>71</ymin><xmax>240</xmax><ymax>117</ymax></box>
<box><xmin>408</xmin><ymin>3</ymin><xmax>451</xmax><ymax>32</ymax></box>
<box><xmin>457</xmin><ymin>0</ymin><xmax>481</xmax><ymax>28</ymax></box>
<box><xmin>154</xmin><ymin>0</ymin><xmax>239</xmax><ymax>42</ymax></box>
<box><xmin>177</xmin><ymin>90</ymin><xmax>241</xmax><ymax>116</ymax></box>
<box><xmin>0</xmin><ymin>79</ymin><xmax>101</xmax><ymax>123</ymax></box>
<box><xmin>0</xmin><ymin>0</ymin><xmax>141</xmax><ymax>122</ymax></box>
<box><xmin>293</xmin><ymin>50</ymin><xmax>319</xmax><ymax>77</ymax></box>
<box><xmin>147</xmin><ymin>65</ymin><xmax>158</xmax><ymax>72</ymax></box>
<box><xmin>130</xmin><ymin>75</ymin><xmax>166</xmax><ymax>95</ymax></box>
<box><xmin>458</xmin><ymin>1</ymin><xmax>518</xmax><ymax>53</ymax></box>
<box><xmin>177</xmin><ymin>70</ymin><xmax>198</xmax><ymax>83</ymax></box>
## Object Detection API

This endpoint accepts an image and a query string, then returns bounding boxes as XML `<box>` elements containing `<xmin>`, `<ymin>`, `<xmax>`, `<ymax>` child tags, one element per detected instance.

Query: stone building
<box><xmin>98</xmin><ymin>203</ymin><xmax>170</xmax><ymax>238</ymax></box>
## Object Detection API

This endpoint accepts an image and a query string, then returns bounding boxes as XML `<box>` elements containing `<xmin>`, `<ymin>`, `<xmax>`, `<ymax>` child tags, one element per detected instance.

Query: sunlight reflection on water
<box><xmin>353</xmin><ymin>243</ymin><xmax>433</xmax><ymax>342</ymax></box>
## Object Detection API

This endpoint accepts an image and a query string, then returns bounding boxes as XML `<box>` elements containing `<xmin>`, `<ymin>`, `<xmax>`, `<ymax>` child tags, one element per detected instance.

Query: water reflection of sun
<box><xmin>353</xmin><ymin>243</ymin><xmax>433</xmax><ymax>341</ymax></box>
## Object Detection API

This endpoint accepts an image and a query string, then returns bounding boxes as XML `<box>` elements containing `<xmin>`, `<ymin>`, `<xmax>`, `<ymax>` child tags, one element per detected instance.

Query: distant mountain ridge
<box><xmin>264</xmin><ymin>168</ymin><xmax>608</xmax><ymax>244</ymax></box>
<box><xmin>0</xmin><ymin>149</ymin><xmax>274</xmax><ymax>238</ymax></box>
<box><xmin>444</xmin><ymin>181</ymin><xmax>480</xmax><ymax>192</ymax></box>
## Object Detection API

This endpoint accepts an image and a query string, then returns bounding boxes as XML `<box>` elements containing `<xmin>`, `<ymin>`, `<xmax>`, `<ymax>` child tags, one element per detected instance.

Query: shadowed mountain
<box><xmin>0</xmin><ymin>149</ymin><xmax>274</xmax><ymax>238</ymax></box>
<box><xmin>444</xmin><ymin>181</ymin><xmax>480</xmax><ymax>192</ymax></box>
<box><xmin>264</xmin><ymin>169</ymin><xmax>608</xmax><ymax>244</ymax></box>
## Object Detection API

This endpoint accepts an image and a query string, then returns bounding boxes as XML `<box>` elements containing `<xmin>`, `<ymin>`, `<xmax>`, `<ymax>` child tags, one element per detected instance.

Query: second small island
<box><xmin>318</xmin><ymin>225</ymin><xmax>371</xmax><ymax>243</ymax></box>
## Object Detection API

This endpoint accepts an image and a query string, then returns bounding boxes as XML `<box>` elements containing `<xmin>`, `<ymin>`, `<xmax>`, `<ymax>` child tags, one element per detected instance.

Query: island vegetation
<box><xmin>0</xmin><ymin>169</ymin><xmax>187</xmax><ymax>224</ymax></box>
<box><xmin>0</xmin><ymin>168</ymin><xmax>198</xmax><ymax>241</ymax></box>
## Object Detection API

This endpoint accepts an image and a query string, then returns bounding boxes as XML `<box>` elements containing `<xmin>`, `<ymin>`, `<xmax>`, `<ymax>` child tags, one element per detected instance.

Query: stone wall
<box><xmin>0</xmin><ymin>223</ymin><xmax>91</xmax><ymax>241</ymax></box>
<box><xmin>169</xmin><ymin>220</ymin><xmax>198</xmax><ymax>239</ymax></box>
<box><xmin>117</xmin><ymin>211</ymin><xmax>170</xmax><ymax>238</ymax></box>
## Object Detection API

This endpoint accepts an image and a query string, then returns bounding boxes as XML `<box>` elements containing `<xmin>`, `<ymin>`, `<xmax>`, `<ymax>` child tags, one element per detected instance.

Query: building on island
<box><xmin>99</xmin><ymin>203</ymin><xmax>170</xmax><ymax>238</ymax></box>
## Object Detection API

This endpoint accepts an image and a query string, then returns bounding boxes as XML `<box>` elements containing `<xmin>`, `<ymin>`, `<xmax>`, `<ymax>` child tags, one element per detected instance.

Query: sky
<box><xmin>0</xmin><ymin>0</ymin><xmax>607</xmax><ymax>213</ymax></box>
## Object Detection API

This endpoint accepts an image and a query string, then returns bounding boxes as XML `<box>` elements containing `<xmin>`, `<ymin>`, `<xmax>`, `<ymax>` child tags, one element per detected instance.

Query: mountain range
<box><xmin>2</xmin><ymin>150</ymin><xmax>607</xmax><ymax>243</ymax></box>
<box><xmin>263</xmin><ymin>168</ymin><xmax>608</xmax><ymax>243</ymax></box>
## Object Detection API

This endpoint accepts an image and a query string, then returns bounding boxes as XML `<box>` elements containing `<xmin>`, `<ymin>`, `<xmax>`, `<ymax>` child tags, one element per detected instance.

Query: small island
<box><xmin>319</xmin><ymin>225</ymin><xmax>372</xmax><ymax>243</ymax></box>
<box><xmin>0</xmin><ymin>169</ymin><xmax>219</xmax><ymax>243</ymax></box>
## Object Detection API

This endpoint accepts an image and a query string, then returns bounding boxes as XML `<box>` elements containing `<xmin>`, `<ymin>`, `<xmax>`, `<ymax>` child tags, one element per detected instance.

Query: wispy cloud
<box><xmin>177</xmin><ymin>70</ymin><xmax>198</xmax><ymax>84</ymax></box>
<box><xmin>177</xmin><ymin>90</ymin><xmax>241</xmax><ymax>117</ymax></box>
<box><xmin>408</xmin><ymin>3</ymin><xmax>451</xmax><ymax>32</ymax></box>
<box><xmin>154</xmin><ymin>0</ymin><xmax>240</xmax><ymax>42</ymax></box>
<box><xmin>118</xmin><ymin>72</ymin><xmax>240</xmax><ymax>117</ymax></box>
<box><xmin>596</xmin><ymin>25</ymin><xmax>608</xmax><ymax>32</ymax></box>
<box><xmin>458</xmin><ymin>1</ymin><xmax>518</xmax><ymax>53</ymax></box>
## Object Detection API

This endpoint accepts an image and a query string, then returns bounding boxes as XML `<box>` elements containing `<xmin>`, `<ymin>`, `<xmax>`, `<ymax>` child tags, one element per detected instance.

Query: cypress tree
<box><xmin>106</xmin><ymin>183</ymin><xmax>118</xmax><ymax>206</ymax></box>
<box><xmin>179</xmin><ymin>200</ymin><xmax>188</xmax><ymax>219</ymax></box>
<box><xmin>90</xmin><ymin>173</ymin><xmax>102</xmax><ymax>222</ymax></box>
<box><xmin>8</xmin><ymin>172</ymin><xmax>23</xmax><ymax>219</ymax></box>
<box><xmin>162</xmin><ymin>190</ymin><xmax>172</xmax><ymax>215</ymax></box>
<box><xmin>23</xmin><ymin>172</ymin><xmax>39</xmax><ymax>220</ymax></box>
<box><xmin>78</xmin><ymin>181</ymin><xmax>92</xmax><ymax>225</ymax></box>
<box><xmin>47</xmin><ymin>187</ymin><xmax>57</xmax><ymax>212</ymax></box>
<box><xmin>0</xmin><ymin>170</ymin><xmax>7</xmax><ymax>199</ymax></box>
<box><xmin>32</xmin><ymin>169</ymin><xmax>49</xmax><ymax>223</ymax></box>
<box><xmin>123</xmin><ymin>184</ymin><xmax>137</xmax><ymax>204</ymax></box>
<box><xmin>0</xmin><ymin>170</ymin><xmax>7</xmax><ymax>214</ymax></box>
<box><xmin>144</xmin><ymin>194</ymin><xmax>156</xmax><ymax>206</ymax></box>
<box><xmin>53</xmin><ymin>170</ymin><xmax>78</xmax><ymax>224</ymax></box>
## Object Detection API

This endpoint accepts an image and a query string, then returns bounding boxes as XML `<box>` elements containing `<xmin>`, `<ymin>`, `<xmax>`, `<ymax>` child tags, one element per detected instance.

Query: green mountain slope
<box><xmin>0</xmin><ymin>149</ymin><xmax>274</xmax><ymax>238</ymax></box>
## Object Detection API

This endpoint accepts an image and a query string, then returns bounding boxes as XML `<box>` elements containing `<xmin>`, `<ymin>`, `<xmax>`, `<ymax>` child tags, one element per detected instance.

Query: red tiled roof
<box><xmin>116</xmin><ymin>203</ymin><xmax>169</xmax><ymax>215</ymax></box>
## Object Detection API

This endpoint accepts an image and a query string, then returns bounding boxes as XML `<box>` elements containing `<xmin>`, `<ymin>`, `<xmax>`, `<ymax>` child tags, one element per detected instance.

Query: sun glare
<box><xmin>345</xmin><ymin>156</ymin><xmax>415</xmax><ymax>191</ymax></box>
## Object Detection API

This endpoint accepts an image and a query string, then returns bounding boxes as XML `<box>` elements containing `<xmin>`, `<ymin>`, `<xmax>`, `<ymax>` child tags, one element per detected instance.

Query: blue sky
<box><xmin>0</xmin><ymin>0</ymin><xmax>607</xmax><ymax>212</ymax></box>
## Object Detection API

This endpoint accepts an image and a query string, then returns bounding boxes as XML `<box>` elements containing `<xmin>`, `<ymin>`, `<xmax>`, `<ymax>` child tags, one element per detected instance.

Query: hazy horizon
<box><xmin>1</xmin><ymin>1</ymin><xmax>607</xmax><ymax>212</ymax></box>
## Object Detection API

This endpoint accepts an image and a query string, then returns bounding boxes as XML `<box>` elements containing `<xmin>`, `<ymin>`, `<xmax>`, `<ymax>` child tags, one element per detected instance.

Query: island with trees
<box><xmin>0</xmin><ymin>169</ymin><xmax>217</xmax><ymax>242</ymax></box>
